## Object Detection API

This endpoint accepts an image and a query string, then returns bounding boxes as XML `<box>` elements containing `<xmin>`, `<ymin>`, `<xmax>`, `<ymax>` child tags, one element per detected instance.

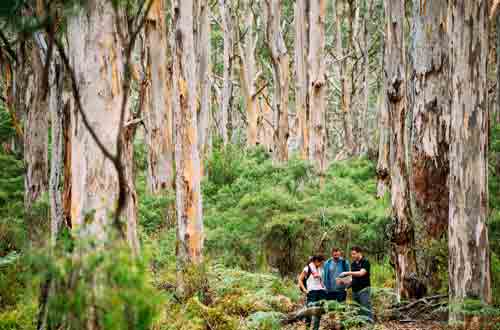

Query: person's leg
<box><xmin>311</xmin><ymin>291</ymin><xmax>325</xmax><ymax>330</ymax></box>
<box><xmin>337</xmin><ymin>290</ymin><xmax>347</xmax><ymax>303</ymax></box>
<box><xmin>357</xmin><ymin>288</ymin><xmax>373</xmax><ymax>323</ymax></box>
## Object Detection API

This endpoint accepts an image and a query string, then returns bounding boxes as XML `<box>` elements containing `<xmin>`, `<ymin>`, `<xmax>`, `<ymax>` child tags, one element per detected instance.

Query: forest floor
<box><xmin>283</xmin><ymin>320</ymin><xmax>447</xmax><ymax>330</ymax></box>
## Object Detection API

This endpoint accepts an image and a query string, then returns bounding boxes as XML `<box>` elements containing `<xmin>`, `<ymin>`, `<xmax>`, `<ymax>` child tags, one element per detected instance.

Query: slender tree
<box><xmin>219</xmin><ymin>0</ymin><xmax>234</xmax><ymax>145</ymax></box>
<box><xmin>238</xmin><ymin>0</ymin><xmax>261</xmax><ymax>147</ymax></box>
<box><xmin>264</xmin><ymin>0</ymin><xmax>290</xmax><ymax>162</ymax></box>
<box><xmin>143</xmin><ymin>0</ymin><xmax>174</xmax><ymax>194</ymax></box>
<box><xmin>196</xmin><ymin>0</ymin><xmax>211</xmax><ymax>162</ymax></box>
<box><xmin>172</xmin><ymin>0</ymin><xmax>204</xmax><ymax>294</ymax></box>
<box><xmin>24</xmin><ymin>41</ymin><xmax>48</xmax><ymax>208</ymax></box>
<box><xmin>295</xmin><ymin>0</ymin><xmax>309</xmax><ymax>160</ymax></box>
<box><xmin>384</xmin><ymin>0</ymin><xmax>417</xmax><ymax>301</ymax></box>
<box><xmin>448</xmin><ymin>0</ymin><xmax>492</xmax><ymax>322</ymax></box>
<box><xmin>308</xmin><ymin>0</ymin><xmax>327</xmax><ymax>174</ymax></box>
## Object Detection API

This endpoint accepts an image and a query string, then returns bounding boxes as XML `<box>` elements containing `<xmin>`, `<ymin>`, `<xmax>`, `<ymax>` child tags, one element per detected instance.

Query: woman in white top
<box><xmin>298</xmin><ymin>255</ymin><xmax>326</xmax><ymax>330</ymax></box>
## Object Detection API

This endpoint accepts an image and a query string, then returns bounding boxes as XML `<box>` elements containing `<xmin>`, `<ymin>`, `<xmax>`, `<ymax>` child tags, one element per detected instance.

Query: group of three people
<box><xmin>298</xmin><ymin>246</ymin><xmax>373</xmax><ymax>329</ymax></box>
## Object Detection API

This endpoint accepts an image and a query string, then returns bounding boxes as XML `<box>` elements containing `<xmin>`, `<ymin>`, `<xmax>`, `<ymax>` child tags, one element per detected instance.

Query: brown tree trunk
<box><xmin>172</xmin><ymin>0</ymin><xmax>204</xmax><ymax>295</ymax></box>
<box><xmin>295</xmin><ymin>0</ymin><xmax>309</xmax><ymax>160</ymax></box>
<box><xmin>24</xmin><ymin>43</ymin><xmax>48</xmax><ymax>208</ymax></box>
<box><xmin>144</xmin><ymin>0</ymin><xmax>174</xmax><ymax>194</ymax></box>
<box><xmin>448</xmin><ymin>0</ymin><xmax>492</xmax><ymax>323</ymax></box>
<box><xmin>308</xmin><ymin>0</ymin><xmax>327</xmax><ymax>175</ymax></box>
<box><xmin>219</xmin><ymin>0</ymin><xmax>234</xmax><ymax>146</ymax></box>
<box><xmin>409</xmin><ymin>0</ymin><xmax>450</xmax><ymax>294</ymax></box>
<box><xmin>384</xmin><ymin>0</ymin><xmax>417</xmax><ymax>301</ymax></box>
<box><xmin>264</xmin><ymin>0</ymin><xmax>290</xmax><ymax>162</ymax></box>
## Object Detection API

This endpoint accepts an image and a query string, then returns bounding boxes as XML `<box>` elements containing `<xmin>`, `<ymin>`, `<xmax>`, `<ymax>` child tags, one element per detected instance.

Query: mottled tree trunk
<box><xmin>264</xmin><ymin>0</ymin><xmax>289</xmax><ymax>162</ymax></box>
<box><xmin>308</xmin><ymin>0</ymin><xmax>327</xmax><ymax>174</ymax></box>
<box><xmin>49</xmin><ymin>61</ymin><xmax>65</xmax><ymax>246</ymax></box>
<box><xmin>295</xmin><ymin>0</ymin><xmax>309</xmax><ymax>160</ymax></box>
<box><xmin>448</xmin><ymin>0</ymin><xmax>492</xmax><ymax>323</ymax></box>
<box><xmin>24</xmin><ymin>44</ymin><xmax>48</xmax><ymax>208</ymax></box>
<box><xmin>238</xmin><ymin>0</ymin><xmax>260</xmax><ymax>147</ymax></box>
<box><xmin>258</xmin><ymin>88</ymin><xmax>274</xmax><ymax>152</ymax></box>
<box><xmin>144</xmin><ymin>0</ymin><xmax>174</xmax><ymax>194</ymax></box>
<box><xmin>219</xmin><ymin>0</ymin><xmax>234</xmax><ymax>146</ymax></box>
<box><xmin>336</xmin><ymin>0</ymin><xmax>355</xmax><ymax>156</ymax></box>
<box><xmin>409</xmin><ymin>0</ymin><xmax>450</xmax><ymax>293</ymax></box>
<box><xmin>384</xmin><ymin>0</ymin><xmax>417</xmax><ymax>301</ymax></box>
<box><xmin>172</xmin><ymin>0</ymin><xmax>204</xmax><ymax>294</ymax></box>
<box><xmin>196</xmin><ymin>0</ymin><xmax>211</xmax><ymax>163</ymax></box>
<box><xmin>67</xmin><ymin>0</ymin><xmax>129</xmax><ymax>243</ymax></box>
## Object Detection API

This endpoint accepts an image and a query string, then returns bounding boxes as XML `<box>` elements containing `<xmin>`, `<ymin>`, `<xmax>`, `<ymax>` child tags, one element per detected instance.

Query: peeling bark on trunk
<box><xmin>360</xmin><ymin>0</ymin><xmax>373</xmax><ymax>155</ymax></box>
<box><xmin>448</xmin><ymin>0</ymin><xmax>492</xmax><ymax>322</ymax></box>
<box><xmin>258</xmin><ymin>87</ymin><xmax>274</xmax><ymax>152</ymax></box>
<box><xmin>264</xmin><ymin>0</ymin><xmax>289</xmax><ymax>162</ymax></box>
<box><xmin>384</xmin><ymin>0</ymin><xmax>417</xmax><ymax>302</ymax></box>
<box><xmin>308</xmin><ymin>0</ymin><xmax>327</xmax><ymax>175</ymax></box>
<box><xmin>67</xmin><ymin>0</ymin><xmax>129</xmax><ymax>243</ymax></box>
<box><xmin>219</xmin><ymin>0</ymin><xmax>234</xmax><ymax>146</ymax></box>
<box><xmin>196</xmin><ymin>0</ymin><xmax>211</xmax><ymax>164</ymax></box>
<box><xmin>376</xmin><ymin>90</ymin><xmax>390</xmax><ymax>198</ymax></box>
<box><xmin>49</xmin><ymin>61</ymin><xmax>65</xmax><ymax>246</ymax></box>
<box><xmin>24</xmin><ymin>43</ymin><xmax>48</xmax><ymax>209</ymax></box>
<box><xmin>295</xmin><ymin>0</ymin><xmax>309</xmax><ymax>160</ymax></box>
<box><xmin>409</xmin><ymin>0</ymin><xmax>450</xmax><ymax>293</ymax></box>
<box><xmin>144</xmin><ymin>0</ymin><xmax>174</xmax><ymax>194</ymax></box>
<box><xmin>238</xmin><ymin>0</ymin><xmax>260</xmax><ymax>147</ymax></box>
<box><xmin>172</xmin><ymin>0</ymin><xmax>204</xmax><ymax>294</ymax></box>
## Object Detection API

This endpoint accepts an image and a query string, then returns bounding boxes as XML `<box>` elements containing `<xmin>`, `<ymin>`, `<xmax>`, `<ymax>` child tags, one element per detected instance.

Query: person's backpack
<box><xmin>342</xmin><ymin>258</ymin><xmax>349</xmax><ymax>272</ymax></box>
<box><xmin>299</xmin><ymin>264</ymin><xmax>312</xmax><ymax>292</ymax></box>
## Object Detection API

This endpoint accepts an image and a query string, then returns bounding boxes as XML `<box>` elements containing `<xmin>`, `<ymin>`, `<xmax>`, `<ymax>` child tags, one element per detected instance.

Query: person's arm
<box><xmin>298</xmin><ymin>271</ymin><xmax>307</xmax><ymax>293</ymax></box>
<box><xmin>339</xmin><ymin>269</ymin><xmax>367</xmax><ymax>278</ymax></box>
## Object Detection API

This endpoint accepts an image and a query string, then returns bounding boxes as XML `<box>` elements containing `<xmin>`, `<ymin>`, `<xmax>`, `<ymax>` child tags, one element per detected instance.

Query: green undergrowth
<box><xmin>203</xmin><ymin>145</ymin><xmax>390</xmax><ymax>275</ymax></box>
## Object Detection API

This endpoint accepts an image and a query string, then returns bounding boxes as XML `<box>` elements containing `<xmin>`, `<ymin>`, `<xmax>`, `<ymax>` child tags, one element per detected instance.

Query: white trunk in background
<box><xmin>308</xmin><ymin>0</ymin><xmax>327</xmax><ymax>175</ymax></box>
<box><xmin>219</xmin><ymin>0</ymin><xmax>234</xmax><ymax>145</ymax></box>
<box><xmin>144</xmin><ymin>0</ymin><xmax>174</xmax><ymax>194</ymax></box>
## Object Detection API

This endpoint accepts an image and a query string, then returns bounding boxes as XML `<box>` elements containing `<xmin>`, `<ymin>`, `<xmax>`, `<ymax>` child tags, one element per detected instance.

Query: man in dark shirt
<box><xmin>339</xmin><ymin>246</ymin><xmax>373</xmax><ymax>323</ymax></box>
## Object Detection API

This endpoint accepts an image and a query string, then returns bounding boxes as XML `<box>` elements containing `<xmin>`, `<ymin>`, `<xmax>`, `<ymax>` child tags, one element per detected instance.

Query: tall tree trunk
<box><xmin>238</xmin><ymin>0</ymin><xmax>260</xmax><ymax>147</ymax></box>
<box><xmin>24</xmin><ymin>44</ymin><xmax>48</xmax><ymax>208</ymax></box>
<box><xmin>144</xmin><ymin>0</ymin><xmax>174</xmax><ymax>194</ymax></box>
<box><xmin>196</xmin><ymin>0</ymin><xmax>211</xmax><ymax>164</ymax></box>
<box><xmin>295</xmin><ymin>0</ymin><xmax>309</xmax><ymax>160</ymax></box>
<box><xmin>49</xmin><ymin>61</ymin><xmax>65</xmax><ymax>246</ymax></box>
<box><xmin>264</xmin><ymin>0</ymin><xmax>290</xmax><ymax>162</ymax></box>
<box><xmin>308</xmin><ymin>0</ymin><xmax>327</xmax><ymax>175</ymax></box>
<box><xmin>219</xmin><ymin>0</ymin><xmax>234</xmax><ymax>146</ymax></box>
<box><xmin>448</xmin><ymin>0</ymin><xmax>492</xmax><ymax>323</ymax></box>
<box><xmin>360</xmin><ymin>0</ymin><xmax>373</xmax><ymax>155</ymax></box>
<box><xmin>172</xmin><ymin>0</ymin><xmax>204</xmax><ymax>295</ymax></box>
<box><xmin>67</xmin><ymin>0</ymin><xmax>129</xmax><ymax>243</ymax></box>
<box><xmin>336</xmin><ymin>0</ymin><xmax>355</xmax><ymax>156</ymax></box>
<box><xmin>384</xmin><ymin>0</ymin><xmax>417</xmax><ymax>301</ymax></box>
<box><xmin>409</xmin><ymin>0</ymin><xmax>450</xmax><ymax>293</ymax></box>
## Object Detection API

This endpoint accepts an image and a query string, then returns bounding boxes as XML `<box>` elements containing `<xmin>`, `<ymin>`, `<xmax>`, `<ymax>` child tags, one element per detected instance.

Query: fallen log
<box><xmin>281</xmin><ymin>305</ymin><xmax>326</xmax><ymax>324</ymax></box>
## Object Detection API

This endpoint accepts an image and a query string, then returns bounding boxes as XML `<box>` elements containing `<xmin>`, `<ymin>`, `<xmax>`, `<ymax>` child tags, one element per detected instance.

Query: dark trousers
<box><xmin>305</xmin><ymin>290</ymin><xmax>326</xmax><ymax>330</ymax></box>
<box><xmin>352</xmin><ymin>287</ymin><xmax>373</xmax><ymax>323</ymax></box>
<box><xmin>325</xmin><ymin>290</ymin><xmax>347</xmax><ymax>303</ymax></box>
